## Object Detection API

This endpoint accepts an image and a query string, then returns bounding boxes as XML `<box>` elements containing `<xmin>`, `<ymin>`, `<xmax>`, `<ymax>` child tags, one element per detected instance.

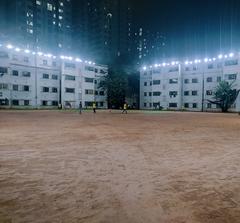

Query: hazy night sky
<box><xmin>131</xmin><ymin>0</ymin><xmax>240</xmax><ymax>59</ymax></box>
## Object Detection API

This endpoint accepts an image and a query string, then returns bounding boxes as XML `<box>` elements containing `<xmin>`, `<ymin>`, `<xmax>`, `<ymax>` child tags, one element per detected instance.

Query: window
<box><xmin>185</xmin><ymin>67</ymin><xmax>190</xmax><ymax>71</ymax></box>
<box><xmin>13</xmin><ymin>85</ymin><xmax>18</xmax><ymax>91</ymax></box>
<box><xmin>192</xmin><ymin>78</ymin><xmax>198</xmax><ymax>83</ymax></box>
<box><xmin>184</xmin><ymin>103</ymin><xmax>189</xmax><ymax>108</ymax></box>
<box><xmin>52</xmin><ymin>74</ymin><xmax>58</xmax><ymax>80</ymax></box>
<box><xmin>64</xmin><ymin>63</ymin><xmax>76</xmax><ymax>69</ymax></box>
<box><xmin>144</xmin><ymin>82</ymin><xmax>147</xmax><ymax>86</ymax></box>
<box><xmin>100</xmin><ymin>102</ymin><xmax>104</xmax><ymax>107</ymax></box>
<box><xmin>24</xmin><ymin>100</ymin><xmax>30</xmax><ymax>106</ymax></box>
<box><xmin>144</xmin><ymin>103</ymin><xmax>147</xmax><ymax>107</ymax></box>
<box><xmin>22</xmin><ymin>71</ymin><xmax>31</xmax><ymax>77</ymax></box>
<box><xmin>153</xmin><ymin>68</ymin><xmax>161</xmax><ymax>74</ymax></box>
<box><xmin>207</xmin><ymin>103</ymin><xmax>212</xmax><ymax>108</ymax></box>
<box><xmin>217</xmin><ymin>76</ymin><xmax>221</xmax><ymax>82</ymax></box>
<box><xmin>65</xmin><ymin>75</ymin><xmax>75</xmax><ymax>81</ymax></box>
<box><xmin>225</xmin><ymin>60</ymin><xmax>238</xmax><ymax>66</ymax></box>
<box><xmin>52</xmin><ymin>101</ymin><xmax>58</xmax><ymax>106</ymax></box>
<box><xmin>52</xmin><ymin>61</ymin><xmax>57</xmax><ymax>67</ymax></box>
<box><xmin>227</xmin><ymin>74</ymin><xmax>237</xmax><ymax>80</ymax></box>
<box><xmin>52</xmin><ymin>87</ymin><xmax>58</xmax><ymax>93</ymax></box>
<box><xmin>169</xmin><ymin>103</ymin><xmax>177</xmax><ymax>108</ymax></box>
<box><xmin>95</xmin><ymin>91</ymin><xmax>99</xmax><ymax>95</ymax></box>
<box><xmin>43</xmin><ymin>73</ymin><xmax>49</xmax><ymax>79</ymax></box>
<box><xmin>42</xmin><ymin>101</ymin><xmax>48</xmax><ymax>106</ymax></box>
<box><xmin>169</xmin><ymin>67</ymin><xmax>179</xmax><ymax>72</ymax></box>
<box><xmin>193</xmin><ymin>66</ymin><xmax>197</xmax><ymax>71</ymax></box>
<box><xmin>149</xmin><ymin>92</ymin><xmax>152</xmax><ymax>96</ymax></box>
<box><xmin>85</xmin><ymin>89</ymin><xmax>94</xmax><ymax>95</ymax></box>
<box><xmin>43</xmin><ymin>60</ymin><xmax>48</xmax><ymax>65</ymax></box>
<box><xmin>0</xmin><ymin>83</ymin><xmax>8</xmax><ymax>89</ymax></box>
<box><xmin>100</xmin><ymin>69</ymin><xmax>107</xmax><ymax>74</ymax></box>
<box><xmin>169</xmin><ymin>78</ymin><xmax>178</xmax><ymax>84</ymax></box>
<box><xmin>23</xmin><ymin>85</ymin><xmax>30</xmax><ymax>91</ymax></box>
<box><xmin>153</xmin><ymin>91</ymin><xmax>161</xmax><ymax>96</ymax></box>
<box><xmin>85</xmin><ymin>66</ymin><xmax>94</xmax><ymax>72</ymax></box>
<box><xmin>47</xmin><ymin>3</ymin><xmax>53</xmax><ymax>11</ymax></box>
<box><xmin>208</xmin><ymin>64</ymin><xmax>214</xmax><ymax>69</ymax></box>
<box><xmin>12</xmin><ymin>70</ymin><xmax>18</xmax><ymax>76</ymax></box>
<box><xmin>184</xmin><ymin>91</ymin><xmax>189</xmax><ymax>96</ymax></box>
<box><xmin>43</xmin><ymin>87</ymin><xmax>49</xmax><ymax>92</ymax></box>
<box><xmin>0</xmin><ymin>51</ymin><xmax>9</xmax><ymax>58</ymax></box>
<box><xmin>206</xmin><ymin>90</ymin><xmax>212</xmax><ymax>95</ymax></box>
<box><xmin>23</xmin><ymin>57</ymin><xmax>29</xmax><ymax>63</ymax></box>
<box><xmin>153</xmin><ymin>80</ymin><xmax>160</xmax><ymax>85</ymax></box>
<box><xmin>65</xmin><ymin>88</ymin><xmax>75</xmax><ymax>93</ymax></box>
<box><xmin>95</xmin><ymin>68</ymin><xmax>98</xmax><ymax>73</ymax></box>
<box><xmin>150</xmin><ymin>81</ymin><xmax>152</xmax><ymax>86</ymax></box>
<box><xmin>85</xmin><ymin>77</ymin><xmax>94</xmax><ymax>83</ymax></box>
<box><xmin>169</xmin><ymin>91</ymin><xmax>178</xmax><ymax>97</ymax></box>
<box><xmin>192</xmin><ymin>103</ymin><xmax>198</xmax><ymax>108</ymax></box>
<box><xmin>94</xmin><ymin>80</ymin><xmax>97</xmax><ymax>84</ymax></box>
<box><xmin>85</xmin><ymin>101</ymin><xmax>93</xmax><ymax>107</ymax></box>
<box><xmin>0</xmin><ymin>67</ymin><xmax>8</xmax><ymax>74</ymax></box>
<box><xmin>184</xmin><ymin>79</ymin><xmax>189</xmax><ymax>84</ymax></box>
<box><xmin>12</xmin><ymin>100</ymin><xmax>19</xmax><ymax>106</ymax></box>
<box><xmin>192</xmin><ymin>91</ymin><xmax>198</xmax><ymax>96</ymax></box>
<box><xmin>99</xmin><ymin>91</ymin><xmax>104</xmax><ymax>96</ymax></box>
<box><xmin>144</xmin><ymin>92</ymin><xmax>147</xmax><ymax>96</ymax></box>
<box><xmin>206</xmin><ymin>77</ymin><xmax>213</xmax><ymax>82</ymax></box>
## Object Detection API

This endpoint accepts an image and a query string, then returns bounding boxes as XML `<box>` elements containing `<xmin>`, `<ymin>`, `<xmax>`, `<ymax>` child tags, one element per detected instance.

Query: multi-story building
<box><xmin>72</xmin><ymin>0</ymin><xmax>133</xmax><ymax>64</ymax></box>
<box><xmin>0</xmin><ymin>44</ymin><xmax>107</xmax><ymax>109</ymax></box>
<box><xmin>140</xmin><ymin>54</ymin><xmax>240</xmax><ymax>112</ymax></box>
<box><xmin>0</xmin><ymin>0</ymin><xmax>72</xmax><ymax>53</ymax></box>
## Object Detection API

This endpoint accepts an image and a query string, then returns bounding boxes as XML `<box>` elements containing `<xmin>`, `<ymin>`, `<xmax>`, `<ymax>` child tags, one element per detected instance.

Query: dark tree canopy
<box><xmin>208</xmin><ymin>81</ymin><xmax>240</xmax><ymax>112</ymax></box>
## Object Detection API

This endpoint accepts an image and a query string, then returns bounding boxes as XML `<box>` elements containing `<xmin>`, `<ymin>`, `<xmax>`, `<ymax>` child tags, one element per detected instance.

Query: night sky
<box><xmin>132</xmin><ymin>0</ymin><xmax>240</xmax><ymax>59</ymax></box>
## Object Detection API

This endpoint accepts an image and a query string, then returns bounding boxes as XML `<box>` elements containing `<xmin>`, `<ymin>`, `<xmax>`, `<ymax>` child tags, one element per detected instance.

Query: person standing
<box><xmin>122</xmin><ymin>103</ymin><xmax>127</xmax><ymax>114</ymax></box>
<box><xmin>79</xmin><ymin>101</ymin><xmax>82</xmax><ymax>114</ymax></box>
<box><xmin>93</xmin><ymin>102</ymin><xmax>96</xmax><ymax>113</ymax></box>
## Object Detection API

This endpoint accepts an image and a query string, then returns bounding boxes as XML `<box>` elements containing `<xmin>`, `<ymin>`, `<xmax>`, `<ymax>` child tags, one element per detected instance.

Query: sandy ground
<box><xmin>0</xmin><ymin>110</ymin><xmax>240</xmax><ymax>223</ymax></box>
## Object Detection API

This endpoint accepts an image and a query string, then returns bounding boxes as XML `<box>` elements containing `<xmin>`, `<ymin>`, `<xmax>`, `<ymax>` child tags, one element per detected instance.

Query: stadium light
<box><xmin>218</xmin><ymin>54</ymin><xmax>223</xmax><ymax>59</ymax></box>
<box><xmin>204</xmin><ymin>58</ymin><xmax>208</xmax><ymax>62</ymax></box>
<box><xmin>15</xmin><ymin>48</ymin><xmax>20</xmax><ymax>52</ymax></box>
<box><xmin>60</xmin><ymin>55</ymin><xmax>65</xmax><ymax>59</ymax></box>
<box><xmin>185</xmin><ymin>61</ymin><xmax>189</xmax><ymax>65</ymax></box>
<box><xmin>24</xmin><ymin>49</ymin><xmax>30</xmax><ymax>53</ymax></box>
<box><xmin>224</xmin><ymin>54</ymin><xmax>228</xmax><ymax>58</ymax></box>
<box><xmin>229</xmin><ymin>53</ymin><xmax>234</xmax><ymax>57</ymax></box>
<box><xmin>154</xmin><ymin>64</ymin><xmax>158</xmax><ymax>67</ymax></box>
<box><xmin>162</xmin><ymin>63</ymin><xmax>166</xmax><ymax>67</ymax></box>
<box><xmin>171</xmin><ymin>61</ymin><xmax>176</xmax><ymax>65</ymax></box>
<box><xmin>6</xmin><ymin>44</ymin><xmax>13</xmax><ymax>49</ymax></box>
<box><xmin>143</xmin><ymin>66</ymin><xmax>147</xmax><ymax>70</ymax></box>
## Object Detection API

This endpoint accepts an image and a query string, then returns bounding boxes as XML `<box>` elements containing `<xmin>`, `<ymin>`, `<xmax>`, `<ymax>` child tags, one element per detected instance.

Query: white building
<box><xmin>0</xmin><ymin>44</ymin><xmax>108</xmax><ymax>109</ymax></box>
<box><xmin>140</xmin><ymin>54</ymin><xmax>240</xmax><ymax>112</ymax></box>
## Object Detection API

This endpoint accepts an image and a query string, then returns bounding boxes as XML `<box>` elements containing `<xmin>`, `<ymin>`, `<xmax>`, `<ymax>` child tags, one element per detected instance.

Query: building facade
<box><xmin>0</xmin><ymin>0</ymin><xmax>72</xmax><ymax>53</ymax></box>
<box><xmin>0</xmin><ymin>44</ymin><xmax>107</xmax><ymax>109</ymax></box>
<box><xmin>140</xmin><ymin>55</ymin><xmax>240</xmax><ymax>112</ymax></box>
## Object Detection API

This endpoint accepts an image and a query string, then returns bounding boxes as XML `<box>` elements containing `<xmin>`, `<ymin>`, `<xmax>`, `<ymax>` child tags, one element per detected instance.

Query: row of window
<box><xmin>144</xmin><ymin>78</ymin><xmax>178</xmax><ymax>86</ymax></box>
<box><xmin>85</xmin><ymin>90</ymin><xmax>105</xmax><ymax>95</ymax></box>
<box><xmin>42</xmin><ymin>87</ymin><xmax>58</xmax><ymax>93</ymax></box>
<box><xmin>143</xmin><ymin>90</ymin><xmax>215</xmax><ymax>97</ymax></box>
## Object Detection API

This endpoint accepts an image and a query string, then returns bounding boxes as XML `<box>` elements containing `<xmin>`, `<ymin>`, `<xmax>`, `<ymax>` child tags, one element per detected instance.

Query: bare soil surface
<box><xmin>0</xmin><ymin>110</ymin><xmax>240</xmax><ymax>223</ymax></box>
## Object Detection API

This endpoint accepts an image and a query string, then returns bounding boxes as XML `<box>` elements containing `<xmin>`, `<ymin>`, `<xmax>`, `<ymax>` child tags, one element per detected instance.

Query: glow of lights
<box><xmin>204</xmin><ymin>58</ymin><xmax>208</xmax><ymax>62</ymax></box>
<box><xmin>24</xmin><ymin>49</ymin><xmax>30</xmax><ymax>53</ymax></box>
<box><xmin>189</xmin><ymin>61</ymin><xmax>193</xmax><ymax>64</ymax></box>
<box><xmin>162</xmin><ymin>63</ymin><xmax>166</xmax><ymax>67</ymax></box>
<box><xmin>68</xmin><ymin>57</ymin><xmax>73</xmax><ymax>61</ymax></box>
<box><xmin>185</xmin><ymin>61</ymin><xmax>189</xmax><ymax>65</ymax></box>
<box><xmin>37</xmin><ymin>52</ymin><xmax>43</xmax><ymax>56</ymax></box>
<box><xmin>218</xmin><ymin>54</ymin><xmax>223</xmax><ymax>59</ymax></box>
<box><xmin>60</xmin><ymin>55</ymin><xmax>65</xmax><ymax>59</ymax></box>
<box><xmin>75</xmin><ymin>58</ymin><xmax>82</xmax><ymax>62</ymax></box>
<box><xmin>213</xmin><ymin>58</ymin><xmax>216</xmax><ymax>61</ymax></box>
<box><xmin>154</xmin><ymin>64</ymin><xmax>158</xmax><ymax>67</ymax></box>
<box><xmin>32</xmin><ymin>52</ymin><xmax>36</xmax><ymax>55</ymax></box>
<box><xmin>15</xmin><ymin>48</ymin><xmax>20</xmax><ymax>52</ymax></box>
<box><xmin>194</xmin><ymin>59</ymin><xmax>198</xmax><ymax>64</ymax></box>
<box><xmin>88</xmin><ymin>61</ymin><xmax>92</xmax><ymax>65</ymax></box>
<box><xmin>143</xmin><ymin>66</ymin><xmax>147</xmax><ymax>70</ymax></box>
<box><xmin>6</xmin><ymin>44</ymin><xmax>13</xmax><ymax>49</ymax></box>
<box><xmin>171</xmin><ymin>61</ymin><xmax>175</xmax><ymax>65</ymax></box>
<box><xmin>229</xmin><ymin>53</ymin><xmax>234</xmax><ymax>57</ymax></box>
<box><xmin>224</xmin><ymin>55</ymin><xmax>228</xmax><ymax>58</ymax></box>
<box><xmin>46</xmin><ymin>54</ymin><xmax>52</xmax><ymax>58</ymax></box>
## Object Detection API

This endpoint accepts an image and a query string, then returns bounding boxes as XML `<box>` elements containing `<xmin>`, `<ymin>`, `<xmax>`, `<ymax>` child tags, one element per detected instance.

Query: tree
<box><xmin>99</xmin><ymin>65</ymin><xmax>128</xmax><ymax>109</ymax></box>
<box><xmin>208</xmin><ymin>81</ymin><xmax>240</xmax><ymax>112</ymax></box>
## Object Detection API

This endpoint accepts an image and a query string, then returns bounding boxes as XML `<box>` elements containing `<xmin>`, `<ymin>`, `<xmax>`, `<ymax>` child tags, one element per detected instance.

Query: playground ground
<box><xmin>0</xmin><ymin>110</ymin><xmax>240</xmax><ymax>223</ymax></box>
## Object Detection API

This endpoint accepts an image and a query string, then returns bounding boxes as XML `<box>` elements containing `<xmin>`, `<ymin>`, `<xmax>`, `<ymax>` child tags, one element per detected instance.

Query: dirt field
<box><xmin>0</xmin><ymin>110</ymin><xmax>240</xmax><ymax>223</ymax></box>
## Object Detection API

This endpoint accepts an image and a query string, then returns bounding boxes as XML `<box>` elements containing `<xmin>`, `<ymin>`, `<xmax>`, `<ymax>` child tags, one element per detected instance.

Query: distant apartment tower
<box><xmin>73</xmin><ymin>0</ymin><xmax>133</xmax><ymax>64</ymax></box>
<box><xmin>0</xmin><ymin>0</ymin><xmax>72</xmax><ymax>53</ymax></box>
<box><xmin>134</xmin><ymin>28</ymin><xmax>167</xmax><ymax>65</ymax></box>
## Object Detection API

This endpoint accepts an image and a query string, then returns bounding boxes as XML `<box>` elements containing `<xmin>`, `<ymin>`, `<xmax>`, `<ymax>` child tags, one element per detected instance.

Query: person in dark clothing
<box><xmin>79</xmin><ymin>101</ymin><xmax>82</xmax><ymax>114</ymax></box>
